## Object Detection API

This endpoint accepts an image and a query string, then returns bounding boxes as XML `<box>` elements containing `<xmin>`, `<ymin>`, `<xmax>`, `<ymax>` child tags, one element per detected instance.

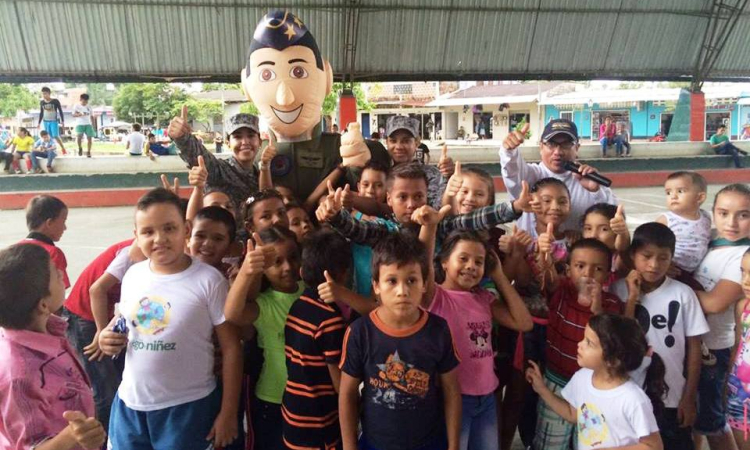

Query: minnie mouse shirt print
<box><xmin>428</xmin><ymin>285</ymin><xmax>498</xmax><ymax>395</ymax></box>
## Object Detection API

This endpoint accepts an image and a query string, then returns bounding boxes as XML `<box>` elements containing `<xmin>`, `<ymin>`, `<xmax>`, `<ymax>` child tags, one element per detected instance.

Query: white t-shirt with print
<box><xmin>611</xmin><ymin>277</ymin><xmax>709</xmax><ymax>408</ymax></box>
<box><xmin>72</xmin><ymin>104</ymin><xmax>92</xmax><ymax>126</ymax></box>
<box><xmin>117</xmin><ymin>258</ymin><xmax>228</xmax><ymax>411</ymax></box>
<box><xmin>561</xmin><ymin>368</ymin><xmax>659</xmax><ymax>450</ymax></box>
<box><xmin>664</xmin><ymin>210</ymin><xmax>711</xmax><ymax>273</ymax></box>
<box><xmin>694</xmin><ymin>245</ymin><xmax>749</xmax><ymax>349</ymax></box>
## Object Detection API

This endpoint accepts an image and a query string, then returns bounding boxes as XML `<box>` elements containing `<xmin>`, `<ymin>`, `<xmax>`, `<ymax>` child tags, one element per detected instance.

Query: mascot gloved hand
<box><xmin>339</xmin><ymin>123</ymin><xmax>370</xmax><ymax>168</ymax></box>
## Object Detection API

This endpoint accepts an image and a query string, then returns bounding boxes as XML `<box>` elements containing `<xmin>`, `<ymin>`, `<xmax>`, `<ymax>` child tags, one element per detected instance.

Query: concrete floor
<box><xmin>0</xmin><ymin>184</ymin><xmax>726</xmax><ymax>450</ymax></box>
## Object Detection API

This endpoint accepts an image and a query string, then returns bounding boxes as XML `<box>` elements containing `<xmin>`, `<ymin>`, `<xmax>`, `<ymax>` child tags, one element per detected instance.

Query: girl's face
<box><xmin>228</xmin><ymin>128</ymin><xmax>260</xmax><ymax>166</ymax></box>
<box><xmin>287</xmin><ymin>207</ymin><xmax>313</xmax><ymax>241</ymax></box>
<box><xmin>247</xmin><ymin>197</ymin><xmax>288</xmax><ymax>232</ymax></box>
<box><xmin>534</xmin><ymin>185</ymin><xmax>570</xmax><ymax>229</ymax></box>
<box><xmin>441</xmin><ymin>240</ymin><xmax>486</xmax><ymax>291</ymax></box>
<box><xmin>264</xmin><ymin>239</ymin><xmax>301</xmax><ymax>293</ymax></box>
<box><xmin>204</xmin><ymin>192</ymin><xmax>235</xmax><ymax>218</ymax></box>
<box><xmin>577</xmin><ymin>325</ymin><xmax>605</xmax><ymax>371</ymax></box>
<box><xmin>713</xmin><ymin>191</ymin><xmax>750</xmax><ymax>242</ymax></box>
<box><xmin>358</xmin><ymin>168</ymin><xmax>387</xmax><ymax>203</ymax></box>
<box><xmin>19</xmin><ymin>130</ymin><xmax>27</xmax><ymax>138</ymax></box>
<box><xmin>455</xmin><ymin>174</ymin><xmax>492</xmax><ymax>214</ymax></box>
<box><xmin>189</xmin><ymin>218</ymin><xmax>232</xmax><ymax>267</ymax></box>
<box><xmin>582</xmin><ymin>213</ymin><xmax>616</xmax><ymax>250</ymax></box>
<box><xmin>740</xmin><ymin>253</ymin><xmax>750</xmax><ymax>300</ymax></box>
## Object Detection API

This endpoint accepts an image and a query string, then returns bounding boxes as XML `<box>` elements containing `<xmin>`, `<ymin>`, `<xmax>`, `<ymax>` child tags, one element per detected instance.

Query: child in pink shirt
<box><xmin>418</xmin><ymin>215</ymin><xmax>533</xmax><ymax>449</ymax></box>
<box><xmin>0</xmin><ymin>244</ymin><xmax>106</xmax><ymax>450</ymax></box>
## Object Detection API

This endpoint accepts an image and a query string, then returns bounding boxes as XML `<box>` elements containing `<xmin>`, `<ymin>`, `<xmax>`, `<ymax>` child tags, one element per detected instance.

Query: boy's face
<box><xmin>632</xmin><ymin>244</ymin><xmax>672</xmax><ymax>284</ymax></box>
<box><xmin>577</xmin><ymin>325</ymin><xmax>605</xmax><ymax>371</ymax></box>
<box><xmin>204</xmin><ymin>192</ymin><xmax>236</xmax><ymax>218</ymax></box>
<box><xmin>41</xmin><ymin>134</ymin><xmax>51</xmax><ymax>142</ymax></box>
<box><xmin>539</xmin><ymin>136</ymin><xmax>578</xmax><ymax>174</ymax></box>
<box><xmin>80</xmin><ymin>99</ymin><xmax>88</xmax><ymax>106</ymax></box>
<box><xmin>358</xmin><ymin>168</ymin><xmax>387</xmax><ymax>203</ymax></box>
<box><xmin>533</xmin><ymin>185</ymin><xmax>570</xmax><ymax>228</ymax></box>
<box><xmin>664</xmin><ymin>177</ymin><xmax>705</xmax><ymax>216</ymax></box>
<box><xmin>134</xmin><ymin>203</ymin><xmax>189</xmax><ymax>268</ymax></box>
<box><xmin>386</xmin><ymin>177</ymin><xmax>427</xmax><ymax>224</ymax></box>
<box><xmin>568</xmin><ymin>248</ymin><xmax>610</xmax><ymax>286</ymax></box>
<box><xmin>714</xmin><ymin>191</ymin><xmax>750</xmax><ymax>242</ymax></box>
<box><xmin>229</xmin><ymin>128</ymin><xmax>260</xmax><ymax>165</ymax></box>
<box><xmin>287</xmin><ymin>207</ymin><xmax>313</xmax><ymax>241</ymax></box>
<box><xmin>582</xmin><ymin>213</ymin><xmax>617</xmax><ymax>250</ymax></box>
<box><xmin>456</xmin><ymin>173</ymin><xmax>490</xmax><ymax>214</ymax></box>
<box><xmin>148</xmin><ymin>136</ymin><xmax>156</xmax><ymax>143</ymax></box>
<box><xmin>372</xmin><ymin>262</ymin><xmax>425</xmax><ymax>318</ymax></box>
<box><xmin>42</xmin><ymin>91</ymin><xmax>51</xmax><ymax>100</ymax></box>
<box><xmin>189</xmin><ymin>218</ymin><xmax>232</xmax><ymax>267</ymax></box>
<box><xmin>46</xmin><ymin>208</ymin><xmax>68</xmax><ymax>242</ymax></box>
<box><xmin>247</xmin><ymin>197</ymin><xmax>288</xmax><ymax>232</ymax></box>
<box><xmin>387</xmin><ymin>130</ymin><xmax>418</xmax><ymax>164</ymax></box>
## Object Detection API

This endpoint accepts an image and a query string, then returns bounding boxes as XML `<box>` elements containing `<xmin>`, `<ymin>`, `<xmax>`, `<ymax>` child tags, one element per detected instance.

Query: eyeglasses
<box><xmin>543</xmin><ymin>141</ymin><xmax>577</xmax><ymax>151</ymax></box>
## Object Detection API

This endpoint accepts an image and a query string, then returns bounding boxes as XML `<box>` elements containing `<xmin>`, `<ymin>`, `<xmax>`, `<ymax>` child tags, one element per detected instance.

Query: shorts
<box><xmin>108</xmin><ymin>388</ymin><xmax>224</xmax><ymax>450</ymax></box>
<box><xmin>695</xmin><ymin>347</ymin><xmax>731</xmax><ymax>434</ymax></box>
<box><xmin>76</xmin><ymin>124</ymin><xmax>96</xmax><ymax>138</ymax></box>
<box><xmin>727</xmin><ymin>368</ymin><xmax>750</xmax><ymax>434</ymax></box>
<box><xmin>43</xmin><ymin>120</ymin><xmax>60</xmax><ymax>138</ymax></box>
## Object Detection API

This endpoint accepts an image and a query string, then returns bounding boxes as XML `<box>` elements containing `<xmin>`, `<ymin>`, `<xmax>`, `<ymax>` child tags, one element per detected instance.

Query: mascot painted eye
<box><xmin>260</xmin><ymin>68</ymin><xmax>276</xmax><ymax>82</ymax></box>
<box><xmin>290</xmin><ymin>66</ymin><xmax>308</xmax><ymax>79</ymax></box>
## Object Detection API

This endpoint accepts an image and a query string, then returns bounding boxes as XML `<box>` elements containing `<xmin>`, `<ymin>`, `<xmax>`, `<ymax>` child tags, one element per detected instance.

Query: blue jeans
<box><xmin>614</xmin><ymin>135</ymin><xmax>630</xmax><ymax>156</ymax></box>
<box><xmin>62</xmin><ymin>308</ymin><xmax>124</xmax><ymax>433</ymax></box>
<box><xmin>29</xmin><ymin>150</ymin><xmax>56</xmax><ymax>170</ymax></box>
<box><xmin>600</xmin><ymin>137</ymin><xmax>613</xmax><ymax>156</ymax></box>
<box><xmin>460</xmin><ymin>394</ymin><xmax>498</xmax><ymax>450</ymax></box>
<box><xmin>695</xmin><ymin>347</ymin><xmax>732</xmax><ymax>434</ymax></box>
<box><xmin>715</xmin><ymin>142</ymin><xmax>744</xmax><ymax>168</ymax></box>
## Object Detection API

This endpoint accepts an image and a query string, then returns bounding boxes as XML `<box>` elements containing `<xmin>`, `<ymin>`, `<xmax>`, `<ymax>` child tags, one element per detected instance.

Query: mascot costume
<box><xmin>242</xmin><ymin>10</ymin><xmax>388</xmax><ymax>200</ymax></box>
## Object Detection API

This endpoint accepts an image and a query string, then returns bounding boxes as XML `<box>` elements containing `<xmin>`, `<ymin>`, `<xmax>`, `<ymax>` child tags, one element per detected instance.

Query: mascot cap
<box><xmin>247</xmin><ymin>10</ymin><xmax>323</xmax><ymax>70</ymax></box>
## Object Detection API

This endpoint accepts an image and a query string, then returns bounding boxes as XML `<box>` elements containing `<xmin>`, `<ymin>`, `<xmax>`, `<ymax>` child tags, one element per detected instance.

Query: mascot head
<box><xmin>242</xmin><ymin>10</ymin><xmax>333</xmax><ymax>142</ymax></box>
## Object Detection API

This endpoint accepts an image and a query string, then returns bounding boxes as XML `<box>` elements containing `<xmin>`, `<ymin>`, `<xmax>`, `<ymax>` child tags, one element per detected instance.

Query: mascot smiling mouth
<box><xmin>272</xmin><ymin>105</ymin><xmax>303</xmax><ymax>124</ymax></box>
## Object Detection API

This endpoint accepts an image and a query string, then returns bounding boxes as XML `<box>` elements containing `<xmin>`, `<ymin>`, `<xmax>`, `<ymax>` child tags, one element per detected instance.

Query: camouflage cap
<box><xmin>226</xmin><ymin>113</ymin><xmax>260</xmax><ymax>136</ymax></box>
<box><xmin>386</xmin><ymin>116</ymin><xmax>420</xmax><ymax>138</ymax></box>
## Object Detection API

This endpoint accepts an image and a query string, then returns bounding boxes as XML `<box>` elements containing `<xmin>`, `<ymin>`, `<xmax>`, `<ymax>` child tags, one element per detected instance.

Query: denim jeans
<box><xmin>29</xmin><ymin>150</ymin><xmax>56</xmax><ymax>170</ymax></box>
<box><xmin>62</xmin><ymin>308</ymin><xmax>124</xmax><ymax>432</ymax></box>
<box><xmin>600</xmin><ymin>137</ymin><xmax>613</xmax><ymax>156</ymax></box>
<box><xmin>715</xmin><ymin>142</ymin><xmax>744</xmax><ymax>168</ymax></box>
<box><xmin>614</xmin><ymin>135</ymin><xmax>630</xmax><ymax>156</ymax></box>
<box><xmin>460</xmin><ymin>394</ymin><xmax>499</xmax><ymax>450</ymax></box>
<box><xmin>695</xmin><ymin>347</ymin><xmax>732</xmax><ymax>434</ymax></box>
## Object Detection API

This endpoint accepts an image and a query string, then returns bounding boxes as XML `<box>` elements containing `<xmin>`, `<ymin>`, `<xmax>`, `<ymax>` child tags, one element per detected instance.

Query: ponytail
<box><xmin>643</xmin><ymin>352</ymin><xmax>668</xmax><ymax>418</ymax></box>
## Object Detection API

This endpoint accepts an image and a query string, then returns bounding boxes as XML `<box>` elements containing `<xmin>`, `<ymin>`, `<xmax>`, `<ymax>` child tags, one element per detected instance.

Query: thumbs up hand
<box><xmin>512</xmin><ymin>181</ymin><xmax>533</xmax><ymax>213</ymax></box>
<box><xmin>318</xmin><ymin>270</ymin><xmax>343</xmax><ymax>304</ymax></box>
<box><xmin>260</xmin><ymin>133</ymin><xmax>277</xmax><ymax>168</ymax></box>
<box><xmin>538</xmin><ymin>222</ymin><xmax>555</xmax><ymax>263</ymax></box>
<box><xmin>341</xmin><ymin>184</ymin><xmax>355</xmax><ymax>210</ymax></box>
<box><xmin>411</xmin><ymin>204</ymin><xmax>451</xmax><ymax>227</ymax></box>
<box><xmin>315</xmin><ymin>181</ymin><xmax>344</xmax><ymax>222</ymax></box>
<box><xmin>188</xmin><ymin>155</ymin><xmax>209</xmax><ymax>187</ymax></box>
<box><xmin>242</xmin><ymin>233</ymin><xmax>268</xmax><ymax>277</ymax></box>
<box><xmin>168</xmin><ymin>104</ymin><xmax>192</xmax><ymax>140</ymax></box>
<box><xmin>610</xmin><ymin>204</ymin><xmax>628</xmax><ymax>236</ymax></box>
<box><xmin>445</xmin><ymin>160</ymin><xmax>463</xmax><ymax>197</ymax></box>
<box><xmin>438</xmin><ymin>144</ymin><xmax>456</xmax><ymax>178</ymax></box>
<box><xmin>503</xmin><ymin>123</ymin><xmax>530</xmax><ymax>151</ymax></box>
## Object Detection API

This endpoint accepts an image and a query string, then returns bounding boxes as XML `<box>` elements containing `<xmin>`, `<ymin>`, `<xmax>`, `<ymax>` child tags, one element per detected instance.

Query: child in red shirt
<box><xmin>19</xmin><ymin>195</ymin><xmax>70</xmax><ymax>288</ymax></box>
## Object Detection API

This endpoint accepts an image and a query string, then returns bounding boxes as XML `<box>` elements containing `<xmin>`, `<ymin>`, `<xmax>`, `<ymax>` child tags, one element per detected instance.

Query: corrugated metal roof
<box><xmin>0</xmin><ymin>0</ymin><xmax>748</xmax><ymax>82</ymax></box>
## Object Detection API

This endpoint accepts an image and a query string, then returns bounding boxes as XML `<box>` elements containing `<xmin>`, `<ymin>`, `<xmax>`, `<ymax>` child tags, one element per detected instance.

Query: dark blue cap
<box><xmin>252</xmin><ymin>10</ymin><xmax>309</xmax><ymax>50</ymax></box>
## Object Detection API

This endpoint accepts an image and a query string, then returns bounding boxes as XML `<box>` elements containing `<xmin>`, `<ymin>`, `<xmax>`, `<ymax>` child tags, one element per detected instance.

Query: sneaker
<box><xmin>34</xmin><ymin>168</ymin><xmax>43</xmax><ymax>174</ymax></box>
<box><xmin>14</xmin><ymin>169</ymin><xmax>22</xmax><ymax>174</ymax></box>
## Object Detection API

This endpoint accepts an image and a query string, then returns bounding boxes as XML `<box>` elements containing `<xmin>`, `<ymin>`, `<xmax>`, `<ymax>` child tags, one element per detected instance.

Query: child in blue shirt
<box><xmin>30</xmin><ymin>130</ymin><xmax>58</xmax><ymax>173</ymax></box>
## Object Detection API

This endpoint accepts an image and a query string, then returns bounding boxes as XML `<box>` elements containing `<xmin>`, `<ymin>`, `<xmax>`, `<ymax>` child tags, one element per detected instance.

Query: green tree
<box><xmin>203</xmin><ymin>83</ymin><xmax>241</xmax><ymax>92</ymax></box>
<box><xmin>113</xmin><ymin>83</ymin><xmax>188</xmax><ymax>125</ymax></box>
<box><xmin>174</xmin><ymin>98</ymin><xmax>224</xmax><ymax>131</ymax></box>
<box><xmin>239</xmin><ymin>102</ymin><xmax>260</xmax><ymax>115</ymax></box>
<box><xmin>0</xmin><ymin>84</ymin><xmax>37</xmax><ymax>118</ymax></box>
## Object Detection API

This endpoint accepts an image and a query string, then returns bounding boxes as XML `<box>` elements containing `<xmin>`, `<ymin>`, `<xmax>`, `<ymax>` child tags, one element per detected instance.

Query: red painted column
<box><xmin>690</xmin><ymin>92</ymin><xmax>706</xmax><ymax>141</ymax></box>
<box><xmin>339</xmin><ymin>90</ymin><xmax>357</xmax><ymax>130</ymax></box>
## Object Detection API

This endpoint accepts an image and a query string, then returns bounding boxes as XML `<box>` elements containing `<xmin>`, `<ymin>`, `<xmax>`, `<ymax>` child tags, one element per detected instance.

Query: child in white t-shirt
<box><xmin>656</xmin><ymin>171</ymin><xmax>711</xmax><ymax>285</ymax></box>
<box><xmin>98</xmin><ymin>188</ymin><xmax>242</xmax><ymax>450</ymax></box>
<box><xmin>611</xmin><ymin>222</ymin><xmax>709</xmax><ymax>450</ymax></box>
<box><xmin>526</xmin><ymin>314</ymin><xmax>664</xmax><ymax>450</ymax></box>
<box><xmin>692</xmin><ymin>184</ymin><xmax>750</xmax><ymax>449</ymax></box>
<box><xmin>125</xmin><ymin>123</ymin><xmax>147</xmax><ymax>156</ymax></box>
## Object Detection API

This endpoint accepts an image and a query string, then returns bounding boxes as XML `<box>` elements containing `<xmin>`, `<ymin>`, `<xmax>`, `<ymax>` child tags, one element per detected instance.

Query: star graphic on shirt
<box><xmin>284</xmin><ymin>24</ymin><xmax>296</xmax><ymax>40</ymax></box>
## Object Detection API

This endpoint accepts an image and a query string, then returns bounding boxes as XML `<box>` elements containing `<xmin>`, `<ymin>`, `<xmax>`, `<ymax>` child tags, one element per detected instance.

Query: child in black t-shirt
<box><xmin>339</xmin><ymin>229</ymin><xmax>461</xmax><ymax>450</ymax></box>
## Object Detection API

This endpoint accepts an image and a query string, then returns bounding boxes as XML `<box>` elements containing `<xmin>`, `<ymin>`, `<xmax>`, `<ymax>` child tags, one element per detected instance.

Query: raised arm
<box><xmin>224</xmin><ymin>234</ymin><xmax>267</xmax><ymax>326</ymax></box>
<box><xmin>414</xmin><ymin>204</ymin><xmax>451</xmax><ymax>307</ymax></box>
<box><xmin>186</xmin><ymin>156</ymin><xmax>208</xmax><ymax>222</ymax></box>
<box><xmin>489</xmin><ymin>252</ymin><xmax>533</xmax><ymax>332</ymax></box>
<box><xmin>258</xmin><ymin>134</ymin><xmax>276</xmax><ymax>190</ymax></box>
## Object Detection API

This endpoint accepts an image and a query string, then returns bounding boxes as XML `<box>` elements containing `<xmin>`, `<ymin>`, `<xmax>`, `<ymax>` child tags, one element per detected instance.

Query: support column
<box><xmin>339</xmin><ymin>89</ymin><xmax>357</xmax><ymax>129</ymax></box>
<box><xmin>690</xmin><ymin>91</ymin><xmax>706</xmax><ymax>141</ymax></box>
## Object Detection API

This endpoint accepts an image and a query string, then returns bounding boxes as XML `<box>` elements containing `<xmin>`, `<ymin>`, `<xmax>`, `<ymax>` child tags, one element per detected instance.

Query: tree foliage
<box><xmin>0</xmin><ymin>84</ymin><xmax>37</xmax><ymax>118</ymax></box>
<box><xmin>323</xmin><ymin>83</ymin><xmax>373</xmax><ymax>117</ymax></box>
<box><xmin>175</xmin><ymin>98</ymin><xmax>224</xmax><ymax>130</ymax></box>
<box><xmin>239</xmin><ymin>102</ymin><xmax>261</xmax><ymax>115</ymax></box>
<box><xmin>202</xmin><ymin>83</ymin><xmax>241</xmax><ymax>92</ymax></box>
<box><xmin>113</xmin><ymin>83</ymin><xmax>188</xmax><ymax>124</ymax></box>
